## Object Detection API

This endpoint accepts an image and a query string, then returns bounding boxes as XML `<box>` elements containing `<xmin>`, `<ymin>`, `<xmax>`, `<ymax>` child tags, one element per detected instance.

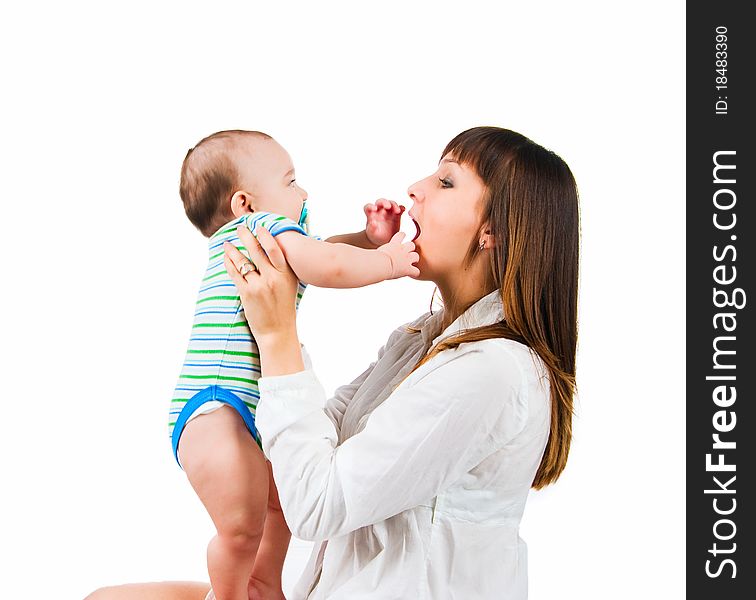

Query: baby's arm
<box><xmin>275</xmin><ymin>231</ymin><xmax>418</xmax><ymax>288</ymax></box>
<box><xmin>325</xmin><ymin>199</ymin><xmax>405</xmax><ymax>249</ymax></box>
<box><xmin>323</xmin><ymin>230</ymin><xmax>376</xmax><ymax>249</ymax></box>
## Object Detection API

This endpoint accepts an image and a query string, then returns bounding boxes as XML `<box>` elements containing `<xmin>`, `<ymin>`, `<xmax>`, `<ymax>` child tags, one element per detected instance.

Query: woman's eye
<box><xmin>439</xmin><ymin>177</ymin><xmax>453</xmax><ymax>188</ymax></box>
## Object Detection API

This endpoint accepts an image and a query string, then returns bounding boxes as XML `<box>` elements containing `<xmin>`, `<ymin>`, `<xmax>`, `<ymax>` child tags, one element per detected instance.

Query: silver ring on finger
<box><xmin>239</xmin><ymin>261</ymin><xmax>256</xmax><ymax>276</ymax></box>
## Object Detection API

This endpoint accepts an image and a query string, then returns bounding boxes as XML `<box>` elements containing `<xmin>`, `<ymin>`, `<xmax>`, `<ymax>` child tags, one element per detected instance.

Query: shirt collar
<box><xmin>420</xmin><ymin>289</ymin><xmax>504</xmax><ymax>348</ymax></box>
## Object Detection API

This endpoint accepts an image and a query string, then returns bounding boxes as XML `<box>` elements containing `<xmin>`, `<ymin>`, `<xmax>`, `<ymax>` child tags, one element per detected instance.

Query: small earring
<box><xmin>479</xmin><ymin>239</ymin><xmax>485</xmax><ymax>251</ymax></box>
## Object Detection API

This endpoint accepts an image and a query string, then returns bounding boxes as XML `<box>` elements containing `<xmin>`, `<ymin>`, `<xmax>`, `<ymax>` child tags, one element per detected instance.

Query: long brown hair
<box><xmin>409</xmin><ymin>127</ymin><xmax>579</xmax><ymax>489</ymax></box>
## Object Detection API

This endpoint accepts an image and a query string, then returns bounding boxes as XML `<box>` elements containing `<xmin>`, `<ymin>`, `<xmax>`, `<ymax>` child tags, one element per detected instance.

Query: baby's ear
<box><xmin>230</xmin><ymin>191</ymin><xmax>255</xmax><ymax>217</ymax></box>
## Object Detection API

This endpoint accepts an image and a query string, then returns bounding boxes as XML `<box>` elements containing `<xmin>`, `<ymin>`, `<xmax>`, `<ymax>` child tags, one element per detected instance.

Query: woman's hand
<box><xmin>223</xmin><ymin>225</ymin><xmax>300</xmax><ymax>352</ymax></box>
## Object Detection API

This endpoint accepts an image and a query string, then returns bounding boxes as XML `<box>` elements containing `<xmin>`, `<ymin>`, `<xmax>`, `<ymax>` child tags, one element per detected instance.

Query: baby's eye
<box><xmin>289</xmin><ymin>179</ymin><xmax>297</xmax><ymax>186</ymax></box>
<box><xmin>439</xmin><ymin>177</ymin><xmax>453</xmax><ymax>189</ymax></box>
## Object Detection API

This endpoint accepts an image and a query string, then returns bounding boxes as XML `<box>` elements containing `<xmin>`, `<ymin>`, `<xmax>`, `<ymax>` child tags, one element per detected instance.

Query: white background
<box><xmin>0</xmin><ymin>1</ymin><xmax>685</xmax><ymax>598</ymax></box>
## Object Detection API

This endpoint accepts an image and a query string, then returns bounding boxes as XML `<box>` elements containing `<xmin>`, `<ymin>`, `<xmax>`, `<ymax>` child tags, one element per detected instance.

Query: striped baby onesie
<box><xmin>169</xmin><ymin>209</ymin><xmax>312</xmax><ymax>465</ymax></box>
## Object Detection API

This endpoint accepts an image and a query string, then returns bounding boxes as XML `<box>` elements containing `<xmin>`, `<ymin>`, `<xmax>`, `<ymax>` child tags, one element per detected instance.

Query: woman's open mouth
<box><xmin>411</xmin><ymin>218</ymin><xmax>421</xmax><ymax>242</ymax></box>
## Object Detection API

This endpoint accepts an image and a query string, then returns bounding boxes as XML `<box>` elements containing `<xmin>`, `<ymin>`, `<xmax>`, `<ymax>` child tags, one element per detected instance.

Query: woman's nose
<box><xmin>407</xmin><ymin>181</ymin><xmax>424</xmax><ymax>203</ymax></box>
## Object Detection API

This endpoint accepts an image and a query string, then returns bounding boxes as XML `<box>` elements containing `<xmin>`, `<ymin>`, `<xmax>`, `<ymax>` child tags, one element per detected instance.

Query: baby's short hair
<box><xmin>179</xmin><ymin>130</ymin><xmax>272</xmax><ymax>237</ymax></box>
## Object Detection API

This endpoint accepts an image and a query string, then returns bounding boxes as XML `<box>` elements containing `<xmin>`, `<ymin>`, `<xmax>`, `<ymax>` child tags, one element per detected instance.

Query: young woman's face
<box><xmin>407</xmin><ymin>155</ymin><xmax>487</xmax><ymax>282</ymax></box>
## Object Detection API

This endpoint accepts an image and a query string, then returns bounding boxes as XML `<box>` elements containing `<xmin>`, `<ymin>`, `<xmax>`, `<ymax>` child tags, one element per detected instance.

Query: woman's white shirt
<box><xmin>256</xmin><ymin>290</ymin><xmax>551</xmax><ymax>599</ymax></box>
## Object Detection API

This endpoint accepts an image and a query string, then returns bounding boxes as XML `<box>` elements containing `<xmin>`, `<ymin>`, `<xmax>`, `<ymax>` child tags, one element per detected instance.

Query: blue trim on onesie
<box><xmin>261</xmin><ymin>225</ymin><xmax>304</xmax><ymax>236</ymax></box>
<box><xmin>171</xmin><ymin>385</ymin><xmax>260</xmax><ymax>467</ymax></box>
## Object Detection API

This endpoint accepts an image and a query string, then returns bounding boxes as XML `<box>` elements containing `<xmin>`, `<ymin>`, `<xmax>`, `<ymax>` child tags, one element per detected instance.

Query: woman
<box><xmin>88</xmin><ymin>126</ymin><xmax>579</xmax><ymax>599</ymax></box>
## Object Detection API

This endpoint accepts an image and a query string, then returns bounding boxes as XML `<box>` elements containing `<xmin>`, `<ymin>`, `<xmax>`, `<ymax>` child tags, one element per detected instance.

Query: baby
<box><xmin>169</xmin><ymin>130</ymin><xmax>418</xmax><ymax>600</ymax></box>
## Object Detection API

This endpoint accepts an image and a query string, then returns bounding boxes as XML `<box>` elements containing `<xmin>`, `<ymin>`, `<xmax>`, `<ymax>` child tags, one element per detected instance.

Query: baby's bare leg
<box><xmin>85</xmin><ymin>581</ymin><xmax>210</xmax><ymax>600</ymax></box>
<box><xmin>178</xmin><ymin>406</ymin><xmax>269</xmax><ymax>600</ymax></box>
<box><xmin>248</xmin><ymin>460</ymin><xmax>292</xmax><ymax>599</ymax></box>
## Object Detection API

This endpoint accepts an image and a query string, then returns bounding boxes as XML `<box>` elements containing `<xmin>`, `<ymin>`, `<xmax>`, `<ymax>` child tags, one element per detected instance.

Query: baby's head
<box><xmin>179</xmin><ymin>130</ymin><xmax>308</xmax><ymax>237</ymax></box>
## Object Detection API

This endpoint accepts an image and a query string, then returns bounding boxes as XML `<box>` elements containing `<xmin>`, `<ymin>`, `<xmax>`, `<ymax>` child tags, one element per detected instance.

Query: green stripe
<box><xmin>209</xmin><ymin>245</ymin><xmax>246</xmax><ymax>261</ymax></box>
<box><xmin>183</xmin><ymin>359</ymin><xmax>253</xmax><ymax>366</ymax></box>
<box><xmin>180</xmin><ymin>374</ymin><xmax>258</xmax><ymax>384</ymax></box>
<box><xmin>196</xmin><ymin>295</ymin><xmax>238</xmax><ymax>304</ymax></box>
<box><xmin>193</xmin><ymin>321</ymin><xmax>248</xmax><ymax>328</ymax></box>
<box><xmin>202</xmin><ymin>270</ymin><xmax>226</xmax><ymax>282</ymax></box>
<box><xmin>187</xmin><ymin>349</ymin><xmax>259</xmax><ymax>358</ymax></box>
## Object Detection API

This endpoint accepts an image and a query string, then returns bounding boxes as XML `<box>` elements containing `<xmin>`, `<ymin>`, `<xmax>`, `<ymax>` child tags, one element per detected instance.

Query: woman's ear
<box><xmin>478</xmin><ymin>225</ymin><xmax>496</xmax><ymax>250</ymax></box>
<box><xmin>230</xmin><ymin>191</ymin><xmax>255</xmax><ymax>218</ymax></box>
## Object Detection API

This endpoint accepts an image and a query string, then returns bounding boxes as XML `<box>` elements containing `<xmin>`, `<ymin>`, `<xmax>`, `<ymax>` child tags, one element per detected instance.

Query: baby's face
<box><xmin>235</xmin><ymin>138</ymin><xmax>308</xmax><ymax>223</ymax></box>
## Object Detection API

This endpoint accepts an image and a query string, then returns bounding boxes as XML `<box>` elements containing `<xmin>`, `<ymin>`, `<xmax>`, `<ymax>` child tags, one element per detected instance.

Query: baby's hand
<box><xmin>364</xmin><ymin>198</ymin><xmax>405</xmax><ymax>247</ymax></box>
<box><xmin>377</xmin><ymin>231</ymin><xmax>420</xmax><ymax>279</ymax></box>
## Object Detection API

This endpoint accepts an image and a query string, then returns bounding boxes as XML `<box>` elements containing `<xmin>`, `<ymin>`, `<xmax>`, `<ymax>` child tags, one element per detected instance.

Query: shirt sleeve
<box><xmin>244</xmin><ymin>211</ymin><xmax>308</xmax><ymax>238</ymax></box>
<box><xmin>255</xmin><ymin>339</ymin><xmax>529</xmax><ymax>542</ymax></box>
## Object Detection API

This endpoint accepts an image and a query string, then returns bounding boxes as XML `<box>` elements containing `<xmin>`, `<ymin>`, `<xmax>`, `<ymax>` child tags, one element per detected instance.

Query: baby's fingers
<box><xmin>378</xmin><ymin>199</ymin><xmax>403</xmax><ymax>213</ymax></box>
<box><xmin>389</xmin><ymin>231</ymin><xmax>406</xmax><ymax>244</ymax></box>
<box><xmin>399</xmin><ymin>251</ymin><xmax>420</xmax><ymax>279</ymax></box>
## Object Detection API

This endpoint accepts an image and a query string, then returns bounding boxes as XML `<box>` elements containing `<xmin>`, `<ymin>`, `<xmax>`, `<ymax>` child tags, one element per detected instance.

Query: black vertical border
<box><xmin>687</xmin><ymin>2</ymin><xmax>754</xmax><ymax>597</ymax></box>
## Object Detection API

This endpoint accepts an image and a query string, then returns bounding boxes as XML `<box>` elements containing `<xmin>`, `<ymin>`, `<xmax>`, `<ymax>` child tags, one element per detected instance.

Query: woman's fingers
<box><xmin>223</xmin><ymin>252</ymin><xmax>245</xmax><ymax>287</ymax></box>
<box><xmin>223</xmin><ymin>246</ymin><xmax>254</xmax><ymax>291</ymax></box>
<box><xmin>223</xmin><ymin>241</ymin><xmax>257</xmax><ymax>275</ymax></box>
<box><xmin>252</xmin><ymin>226</ymin><xmax>289</xmax><ymax>272</ymax></box>
<box><xmin>232</xmin><ymin>225</ymin><xmax>289</xmax><ymax>274</ymax></box>
<box><xmin>235</xmin><ymin>226</ymin><xmax>276</xmax><ymax>275</ymax></box>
